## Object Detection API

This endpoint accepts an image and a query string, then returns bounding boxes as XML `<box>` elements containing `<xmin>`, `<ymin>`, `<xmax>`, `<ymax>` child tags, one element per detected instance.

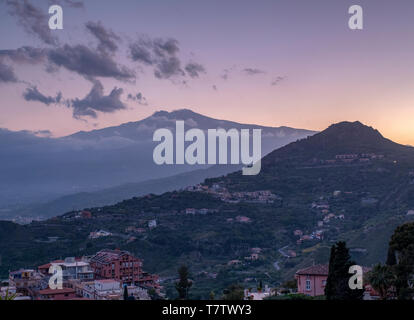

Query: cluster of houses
<box><xmin>227</xmin><ymin>248</ymin><xmax>262</xmax><ymax>267</ymax></box>
<box><xmin>186</xmin><ymin>184</ymin><xmax>281</xmax><ymax>205</ymax></box>
<box><xmin>185</xmin><ymin>208</ymin><xmax>218</xmax><ymax>215</ymax></box>
<box><xmin>294</xmin><ymin>229</ymin><xmax>324</xmax><ymax>244</ymax></box>
<box><xmin>0</xmin><ymin>249</ymin><xmax>160</xmax><ymax>300</ymax></box>
<box><xmin>320</xmin><ymin>153</ymin><xmax>385</xmax><ymax>165</ymax></box>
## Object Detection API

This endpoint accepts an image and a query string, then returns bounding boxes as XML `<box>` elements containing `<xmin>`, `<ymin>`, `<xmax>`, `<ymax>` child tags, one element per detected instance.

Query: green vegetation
<box><xmin>325</xmin><ymin>241</ymin><xmax>364</xmax><ymax>300</ymax></box>
<box><xmin>2</xmin><ymin>121</ymin><xmax>414</xmax><ymax>299</ymax></box>
<box><xmin>175</xmin><ymin>265</ymin><xmax>192</xmax><ymax>300</ymax></box>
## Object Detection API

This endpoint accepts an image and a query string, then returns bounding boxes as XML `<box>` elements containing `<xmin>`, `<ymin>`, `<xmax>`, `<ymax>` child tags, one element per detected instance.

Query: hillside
<box><xmin>0</xmin><ymin>109</ymin><xmax>315</xmax><ymax>220</ymax></box>
<box><xmin>1</xmin><ymin>121</ymin><xmax>414</xmax><ymax>299</ymax></box>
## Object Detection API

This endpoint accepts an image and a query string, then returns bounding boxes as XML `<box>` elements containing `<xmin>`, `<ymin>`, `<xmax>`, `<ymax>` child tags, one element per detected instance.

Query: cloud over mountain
<box><xmin>69</xmin><ymin>79</ymin><xmax>126</xmax><ymax>119</ymax></box>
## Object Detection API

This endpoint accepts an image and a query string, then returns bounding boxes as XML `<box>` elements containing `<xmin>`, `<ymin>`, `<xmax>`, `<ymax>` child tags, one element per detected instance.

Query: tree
<box><xmin>367</xmin><ymin>264</ymin><xmax>394</xmax><ymax>300</ymax></box>
<box><xmin>222</xmin><ymin>283</ymin><xmax>244</xmax><ymax>300</ymax></box>
<box><xmin>123</xmin><ymin>284</ymin><xmax>129</xmax><ymax>300</ymax></box>
<box><xmin>0</xmin><ymin>289</ymin><xmax>17</xmax><ymax>300</ymax></box>
<box><xmin>175</xmin><ymin>265</ymin><xmax>192</xmax><ymax>300</ymax></box>
<box><xmin>209</xmin><ymin>291</ymin><xmax>215</xmax><ymax>300</ymax></box>
<box><xmin>387</xmin><ymin>222</ymin><xmax>414</xmax><ymax>299</ymax></box>
<box><xmin>325</xmin><ymin>241</ymin><xmax>364</xmax><ymax>300</ymax></box>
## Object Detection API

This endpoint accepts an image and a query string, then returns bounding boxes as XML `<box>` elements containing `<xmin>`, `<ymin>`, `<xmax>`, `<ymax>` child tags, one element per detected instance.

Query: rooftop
<box><xmin>296</xmin><ymin>264</ymin><xmax>329</xmax><ymax>276</ymax></box>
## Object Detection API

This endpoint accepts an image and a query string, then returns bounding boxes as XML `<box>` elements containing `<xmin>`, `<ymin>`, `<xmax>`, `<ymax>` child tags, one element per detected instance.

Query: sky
<box><xmin>0</xmin><ymin>0</ymin><xmax>414</xmax><ymax>145</ymax></box>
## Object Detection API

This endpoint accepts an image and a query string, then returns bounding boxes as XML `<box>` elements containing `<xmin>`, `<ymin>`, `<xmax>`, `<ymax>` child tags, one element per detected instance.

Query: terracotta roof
<box><xmin>90</xmin><ymin>249</ymin><xmax>132</xmax><ymax>264</ymax></box>
<box><xmin>39</xmin><ymin>288</ymin><xmax>75</xmax><ymax>295</ymax></box>
<box><xmin>296</xmin><ymin>264</ymin><xmax>329</xmax><ymax>276</ymax></box>
<box><xmin>296</xmin><ymin>264</ymin><xmax>372</xmax><ymax>276</ymax></box>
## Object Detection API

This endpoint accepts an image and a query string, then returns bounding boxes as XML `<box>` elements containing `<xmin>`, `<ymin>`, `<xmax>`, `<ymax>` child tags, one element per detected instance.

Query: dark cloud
<box><xmin>185</xmin><ymin>62</ymin><xmax>206</xmax><ymax>78</ymax></box>
<box><xmin>129</xmin><ymin>37</ymin><xmax>184</xmax><ymax>79</ymax></box>
<box><xmin>271</xmin><ymin>76</ymin><xmax>286</xmax><ymax>86</ymax></box>
<box><xmin>0</xmin><ymin>60</ymin><xmax>18</xmax><ymax>83</ymax></box>
<box><xmin>129</xmin><ymin>36</ymin><xmax>204</xmax><ymax>80</ymax></box>
<box><xmin>23</xmin><ymin>86</ymin><xmax>62</xmax><ymax>105</ymax></box>
<box><xmin>50</xmin><ymin>0</ymin><xmax>84</xmax><ymax>8</ymax></box>
<box><xmin>212</xmin><ymin>85</ymin><xmax>218</xmax><ymax>91</ymax></box>
<box><xmin>48</xmin><ymin>44</ymin><xmax>135</xmax><ymax>81</ymax></box>
<box><xmin>0</xmin><ymin>44</ymin><xmax>134</xmax><ymax>81</ymax></box>
<box><xmin>69</xmin><ymin>80</ymin><xmax>127</xmax><ymax>119</ymax></box>
<box><xmin>154</xmin><ymin>56</ymin><xmax>184</xmax><ymax>79</ymax></box>
<box><xmin>0</xmin><ymin>46</ymin><xmax>47</xmax><ymax>64</ymax></box>
<box><xmin>243</xmin><ymin>68</ymin><xmax>265</xmax><ymax>76</ymax></box>
<box><xmin>5</xmin><ymin>0</ymin><xmax>58</xmax><ymax>45</ymax></box>
<box><xmin>85</xmin><ymin>21</ymin><xmax>121</xmax><ymax>54</ymax></box>
<box><xmin>127</xmin><ymin>92</ymin><xmax>148</xmax><ymax>106</ymax></box>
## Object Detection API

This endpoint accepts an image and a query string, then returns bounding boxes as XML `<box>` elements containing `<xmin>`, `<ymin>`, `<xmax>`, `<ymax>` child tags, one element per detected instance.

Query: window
<box><xmin>306</xmin><ymin>280</ymin><xmax>311</xmax><ymax>291</ymax></box>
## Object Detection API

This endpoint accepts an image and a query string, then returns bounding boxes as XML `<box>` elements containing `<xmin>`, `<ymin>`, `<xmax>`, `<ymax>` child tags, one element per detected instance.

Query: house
<box><xmin>295</xmin><ymin>264</ymin><xmax>329</xmax><ymax>297</ymax></box>
<box><xmin>80</xmin><ymin>210</ymin><xmax>92</xmax><ymax>219</ymax></box>
<box><xmin>251</xmin><ymin>248</ymin><xmax>262</xmax><ymax>254</ymax></box>
<box><xmin>38</xmin><ymin>257</ymin><xmax>94</xmax><ymax>281</ymax></box>
<box><xmin>235</xmin><ymin>216</ymin><xmax>251</xmax><ymax>223</ymax></box>
<box><xmin>185</xmin><ymin>208</ymin><xmax>196</xmax><ymax>215</ymax></box>
<box><xmin>82</xmin><ymin>279</ymin><xmax>122</xmax><ymax>300</ymax></box>
<box><xmin>89</xmin><ymin>230</ymin><xmax>112</xmax><ymax>239</ymax></box>
<box><xmin>38</xmin><ymin>287</ymin><xmax>77</xmax><ymax>300</ymax></box>
<box><xmin>293</xmin><ymin>230</ymin><xmax>303</xmax><ymax>236</ymax></box>
<box><xmin>244</xmin><ymin>253</ymin><xmax>259</xmax><ymax>261</ymax></box>
<box><xmin>148</xmin><ymin>219</ymin><xmax>157</xmax><ymax>229</ymax></box>
<box><xmin>9</xmin><ymin>269</ymin><xmax>45</xmax><ymax>296</ymax></box>
<box><xmin>287</xmin><ymin>250</ymin><xmax>297</xmax><ymax>258</ymax></box>
<box><xmin>228</xmin><ymin>260</ymin><xmax>242</xmax><ymax>266</ymax></box>
<box><xmin>296</xmin><ymin>264</ymin><xmax>373</xmax><ymax>297</ymax></box>
<box><xmin>244</xmin><ymin>286</ymin><xmax>273</xmax><ymax>300</ymax></box>
<box><xmin>89</xmin><ymin>249</ymin><xmax>158</xmax><ymax>288</ymax></box>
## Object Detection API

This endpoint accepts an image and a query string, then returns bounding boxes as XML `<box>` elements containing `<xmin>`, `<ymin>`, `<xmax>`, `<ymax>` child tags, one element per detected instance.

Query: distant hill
<box><xmin>1</xmin><ymin>109</ymin><xmax>315</xmax><ymax>219</ymax></box>
<box><xmin>263</xmin><ymin>121</ymin><xmax>413</xmax><ymax>164</ymax></box>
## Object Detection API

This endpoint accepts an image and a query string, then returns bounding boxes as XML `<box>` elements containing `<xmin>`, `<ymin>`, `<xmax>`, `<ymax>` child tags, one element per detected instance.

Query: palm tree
<box><xmin>0</xmin><ymin>289</ymin><xmax>17</xmax><ymax>301</ymax></box>
<box><xmin>367</xmin><ymin>264</ymin><xmax>394</xmax><ymax>300</ymax></box>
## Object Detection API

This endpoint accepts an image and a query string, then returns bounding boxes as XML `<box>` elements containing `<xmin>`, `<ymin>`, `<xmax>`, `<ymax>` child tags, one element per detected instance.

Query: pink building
<box><xmin>295</xmin><ymin>264</ymin><xmax>328</xmax><ymax>296</ymax></box>
<box><xmin>89</xmin><ymin>249</ymin><xmax>159</xmax><ymax>288</ymax></box>
<box><xmin>296</xmin><ymin>264</ymin><xmax>374</xmax><ymax>298</ymax></box>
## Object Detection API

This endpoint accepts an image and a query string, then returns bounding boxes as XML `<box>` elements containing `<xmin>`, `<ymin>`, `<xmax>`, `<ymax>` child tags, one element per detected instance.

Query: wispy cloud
<box><xmin>5</xmin><ymin>0</ymin><xmax>58</xmax><ymax>45</ymax></box>
<box><xmin>23</xmin><ymin>86</ymin><xmax>62</xmax><ymax>105</ymax></box>
<box><xmin>271</xmin><ymin>76</ymin><xmax>286</xmax><ymax>86</ymax></box>
<box><xmin>127</xmin><ymin>92</ymin><xmax>148</xmax><ymax>106</ymax></box>
<box><xmin>85</xmin><ymin>21</ymin><xmax>121</xmax><ymax>54</ymax></box>
<box><xmin>243</xmin><ymin>68</ymin><xmax>266</xmax><ymax>76</ymax></box>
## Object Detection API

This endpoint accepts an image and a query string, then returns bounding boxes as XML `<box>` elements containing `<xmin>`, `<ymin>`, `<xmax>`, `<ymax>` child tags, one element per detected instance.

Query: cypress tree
<box><xmin>325</xmin><ymin>241</ymin><xmax>364</xmax><ymax>300</ymax></box>
<box><xmin>123</xmin><ymin>284</ymin><xmax>128</xmax><ymax>300</ymax></box>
